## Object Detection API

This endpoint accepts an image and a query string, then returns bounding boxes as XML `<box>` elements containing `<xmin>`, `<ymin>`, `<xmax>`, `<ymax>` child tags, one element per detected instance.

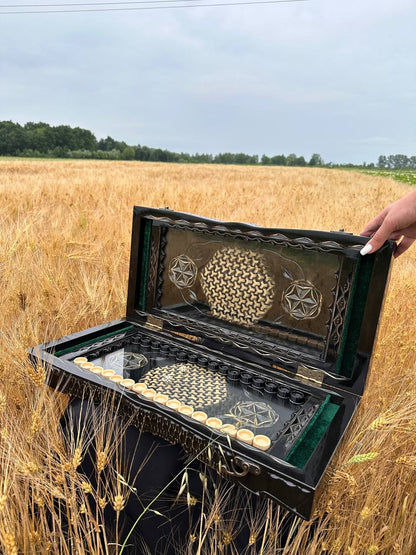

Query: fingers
<box><xmin>394</xmin><ymin>237</ymin><xmax>415</xmax><ymax>258</ymax></box>
<box><xmin>360</xmin><ymin>217</ymin><xmax>396</xmax><ymax>256</ymax></box>
<box><xmin>360</xmin><ymin>208</ymin><xmax>388</xmax><ymax>237</ymax></box>
<box><xmin>360</xmin><ymin>190</ymin><xmax>416</xmax><ymax>257</ymax></box>
<box><xmin>389</xmin><ymin>231</ymin><xmax>405</xmax><ymax>241</ymax></box>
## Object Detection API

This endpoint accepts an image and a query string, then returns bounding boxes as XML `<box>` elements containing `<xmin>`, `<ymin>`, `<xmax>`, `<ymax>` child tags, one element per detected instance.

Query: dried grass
<box><xmin>0</xmin><ymin>159</ymin><xmax>415</xmax><ymax>553</ymax></box>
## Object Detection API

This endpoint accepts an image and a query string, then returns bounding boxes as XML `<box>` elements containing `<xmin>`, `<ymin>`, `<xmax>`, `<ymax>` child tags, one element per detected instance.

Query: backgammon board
<box><xmin>30</xmin><ymin>207</ymin><xmax>394</xmax><ymax>519</ymax></box>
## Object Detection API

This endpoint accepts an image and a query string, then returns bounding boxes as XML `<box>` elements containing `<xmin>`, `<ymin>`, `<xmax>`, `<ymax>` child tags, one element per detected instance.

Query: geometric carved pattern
<box><xmin>143</xmin><ymin>363</ymin><xmax>228</xmax><ymax>408</ymax></box>
<box><xmin>330</xmin><ymin>274</ymin><xmax>353</xmax><ymax>349</ymax></box>
<box><xmin>147</xmin><ymin>239</ymin><xmax>159</xmax><ymax>295</ymax></box>
<box><xmin>281</xmin><ymin>280</ymin><xmax>322</xmax><ymax>320</ymax></box>
<box><xmin>200</xmin><ymin>247</ymin><xmax>275</xmax><ymax>326</ymax></box>
<box><xmin>155</xmin><ymin>227</ymin><xmax>168</xmax><ymax>308</ymax></box>
<box><xmin>226</xmin><ymin>401</ymin><xmax>279</xmax><ymax>430</ymax></box>
<box><xmin>282</xmin><ymin>401</ymin><xmax>321</xmax><ymax>448</ymax></box>
<box><xmin>168</xmin><ymin>254</ymin><xmax>198</xmax><ymax>289</ymax></box>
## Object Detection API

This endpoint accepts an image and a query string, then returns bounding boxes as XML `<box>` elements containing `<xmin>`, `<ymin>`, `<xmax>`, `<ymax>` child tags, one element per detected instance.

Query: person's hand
<box><xmin>360</xmin><ymin>189</ymin><xmax>416</xmax><ymax>258</ymax></box>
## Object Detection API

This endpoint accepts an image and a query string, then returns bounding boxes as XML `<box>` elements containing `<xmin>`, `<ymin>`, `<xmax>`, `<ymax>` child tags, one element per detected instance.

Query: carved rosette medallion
<box><xmin>281</xmin><ymin>280</ymin><xmax>322</xmax><ymax>320</ymax></box>
<box><xmin>227</xmin><ymin>401</ymin><xmax>279</xmax><ymax>429</ymax></box>
<box><xmin>168</xmin><ymin>254</ymin><xmax>198</xmax><ymax>289</ymax></box>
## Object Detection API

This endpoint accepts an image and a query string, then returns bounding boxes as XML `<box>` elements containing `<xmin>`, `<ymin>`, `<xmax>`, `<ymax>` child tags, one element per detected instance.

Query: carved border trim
<box><xmin>136</xmin><ymin>310</ymin><xmax>317</xmax><ymax>368</ymax></box>
<box><xmin>147</xmin><ymin>215</ymin><xmax>363</xmax><ymax>254</ymax></box>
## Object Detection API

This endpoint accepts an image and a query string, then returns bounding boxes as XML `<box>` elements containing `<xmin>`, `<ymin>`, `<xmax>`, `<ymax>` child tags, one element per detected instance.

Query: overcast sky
<box><xmin>0</xmin><ymin>0</ymin><xmax>415</xmax><ymax>163</ymax></box>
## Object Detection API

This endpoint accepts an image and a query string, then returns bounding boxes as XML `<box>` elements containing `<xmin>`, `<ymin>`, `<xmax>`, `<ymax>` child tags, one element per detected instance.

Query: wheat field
<box><xmin>0</xmin><ymin>159</ymin><xmax>415</xmax><ymax>554</ymax></box>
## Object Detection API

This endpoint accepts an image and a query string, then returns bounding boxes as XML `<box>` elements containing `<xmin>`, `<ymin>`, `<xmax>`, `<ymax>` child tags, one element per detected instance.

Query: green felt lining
<box><xmin>336</xmin><ymin>254</ymin><xmax>374</xmax><ymax>377</ymax></box>
<box><xmin>138</xmin><ymin>220</ymin><xmax>152</xmax><ymax>311</ymax></box>
<box><xmin>285</xmin><ymin>395</ymin><xmax>340</xmax><ymax>468</ymax></box>
<box><xmin>54</xmin><ymin>325</ymin><xmax>135</xmax><ymax>357</ymax></box>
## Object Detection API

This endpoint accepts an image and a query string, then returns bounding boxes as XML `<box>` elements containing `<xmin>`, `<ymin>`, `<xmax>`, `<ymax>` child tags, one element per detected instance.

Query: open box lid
<box><xmin>126</xmin><ymin>207</ymin><xmax>394</xmax><ymax>397</ymax></box>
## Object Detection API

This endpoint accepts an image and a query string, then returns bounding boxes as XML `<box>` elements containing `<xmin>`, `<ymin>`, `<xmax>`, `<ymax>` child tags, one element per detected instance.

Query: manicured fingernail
<box><xmin>360</xmin><ymin>243</ymin><xmax>373</xmax><ymax>256</ymax></box>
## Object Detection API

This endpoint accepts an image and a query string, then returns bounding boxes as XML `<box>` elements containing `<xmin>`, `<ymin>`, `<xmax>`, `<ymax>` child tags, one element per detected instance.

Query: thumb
<box><xmin>360</xmin><ymin>218</ymin><xmax>395</xmax><ymax>256</ymax></box>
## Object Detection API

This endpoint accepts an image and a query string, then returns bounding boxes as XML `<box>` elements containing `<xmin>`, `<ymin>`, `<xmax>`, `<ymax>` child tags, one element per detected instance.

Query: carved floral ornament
<box><xmin>281</xmin><ymin>280</ymin><xmax>323</xmax><ymax>320</ymax></box>
<box><xmin>168</xmin><ymin>254</ymin><xmax>198</xmax><ymax>289</ymax></box>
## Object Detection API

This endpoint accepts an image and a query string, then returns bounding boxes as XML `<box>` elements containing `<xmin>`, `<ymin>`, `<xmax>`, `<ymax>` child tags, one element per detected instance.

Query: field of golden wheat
<box><xmin>0</xmin><ymin>159</ymin><xmax>415</xmax><ymax>554</ymax></box>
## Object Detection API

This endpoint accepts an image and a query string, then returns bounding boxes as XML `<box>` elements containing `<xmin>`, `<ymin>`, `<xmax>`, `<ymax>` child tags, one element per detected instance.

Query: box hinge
<box><xmin>296</xmin><ymin>365</ymin><xmax>325</xmax><ymax>387</ymax></box>
<box><xmin>144</xmin><ymin>315</ymin><xmax>164</xmax><ymax>331</ymax></box>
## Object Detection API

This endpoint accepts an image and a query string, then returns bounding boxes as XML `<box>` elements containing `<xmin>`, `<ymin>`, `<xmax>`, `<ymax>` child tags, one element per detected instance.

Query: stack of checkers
<box><xmin>143</xmin><ymin>363</ymin><xmax>228</xmax><ymax>408</ymax></box>
<box><xmin>73</xmin><ymin>357</ymin><xmax>273</xmax><ymax>452</ymax></box>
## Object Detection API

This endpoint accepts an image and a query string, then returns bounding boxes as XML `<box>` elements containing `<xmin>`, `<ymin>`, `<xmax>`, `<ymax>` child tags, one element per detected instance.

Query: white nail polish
<box><xmin>360</xmin><ymin>243</ymin><xmax>373</xmax><ymax>256</ymax></box>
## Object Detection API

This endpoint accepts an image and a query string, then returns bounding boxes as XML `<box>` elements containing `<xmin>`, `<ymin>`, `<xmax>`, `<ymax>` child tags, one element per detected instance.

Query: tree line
<box><xmin>377</xmin><ymin>154</ymin><xmax>416</xmax><ymax>170</ymax></box>
<box><xmin>0</xmin><ymin>121</ymin><xmax>415</xmax><ymax>169</ymax></box>
<box><xmin>0</xmin><ymin>120</ymin><xmax>324</xmax><ymax>166</ymax></box>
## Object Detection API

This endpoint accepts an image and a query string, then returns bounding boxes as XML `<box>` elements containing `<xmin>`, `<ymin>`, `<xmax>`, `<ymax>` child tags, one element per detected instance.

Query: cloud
<box><xmin>0</xmin><ymin>0</ymin><xmax>415</xmax><ymax>163</ymax></box>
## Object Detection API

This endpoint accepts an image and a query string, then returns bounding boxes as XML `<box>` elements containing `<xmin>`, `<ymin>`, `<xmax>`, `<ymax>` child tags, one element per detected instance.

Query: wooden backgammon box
<box><xmin>30</xmin><ymin>207</ymin><xmax>394</xmax><ymax>519</ymax></box>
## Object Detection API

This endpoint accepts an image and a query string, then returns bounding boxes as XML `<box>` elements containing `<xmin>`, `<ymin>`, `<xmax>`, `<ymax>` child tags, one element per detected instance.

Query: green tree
<box><xmin>98</xmin><ymin>136</ymin><xmax>118</xmax><ymax>151</ymax></box>
<box><xmin>377</xmin><ymin>155</ymin><xmax>387</xmax><ymax>169</ymax></box>
<box><xmin>392</xmin><ymin>154</ymin><xmax>409</xmax><ymax>169</ymax></box>
<box><xmin>286</xmin><ymin>153</ymin><xmax>297</xmax><ymax>166</ymax></box>
<box><xmin>295</xmin><ymin>156</ymin><xmax>306</xmax><ymax>166</ymax></box>
<box><xmin>270</xmin><ymin>154</ymin><xmax>287</xmax><ymax>166</ymax></box>
<box><xmin>309</xmin><ymin>153</ymin><xmax>324</xmax><ymax>166</ymax></box>
<box><xmin>72</xmin><ymin>127</ymin><xmax>97</xmax><ymax>151</ymax></box>
<box><xmin>0</xmin><ymin>121</ymin><xmax>26</xmax><ymax>155</ymax></box>
<box><xmin>122</xmin><ymin>146</ymin><xmax>135</xmax><ymax>160</ymax></box>
<box><xmin>214</xmin><ymin>153</ymin><xmax>235</xmax><ymax>164</ymax></box>
<box><xmin>53</xmin><ymin>125</ymin><xmax>76</xmax><ymax>149</ymax></box>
